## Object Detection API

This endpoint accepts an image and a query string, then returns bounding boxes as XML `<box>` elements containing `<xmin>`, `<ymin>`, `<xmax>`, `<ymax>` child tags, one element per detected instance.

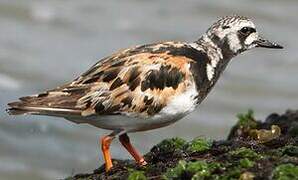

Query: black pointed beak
<box><xmin>255</xmin><ymin>38</ymin><xmax>283</xmax><ymax>49</ymax></box>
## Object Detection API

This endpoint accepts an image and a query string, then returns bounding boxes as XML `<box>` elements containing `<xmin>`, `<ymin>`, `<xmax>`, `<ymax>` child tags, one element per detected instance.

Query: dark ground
<box><xmin>66</xmin><ymin>110</ymin><xmax>298</xmax><ymax>180</ymax></box>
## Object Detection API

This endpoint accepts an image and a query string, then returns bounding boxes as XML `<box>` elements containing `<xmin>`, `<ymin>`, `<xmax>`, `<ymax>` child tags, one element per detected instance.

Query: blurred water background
<box><xmin>0</xmin><ymin>0</ymin><xmax>297</xmax><ymax>179</ymax></box>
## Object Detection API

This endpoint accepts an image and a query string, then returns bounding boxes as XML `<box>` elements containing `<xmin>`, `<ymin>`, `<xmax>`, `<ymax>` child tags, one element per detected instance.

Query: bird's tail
<box><xmin>7</xmin><ymin>95</ymin><xmax>82</xmax><ymax>117</ymax></box>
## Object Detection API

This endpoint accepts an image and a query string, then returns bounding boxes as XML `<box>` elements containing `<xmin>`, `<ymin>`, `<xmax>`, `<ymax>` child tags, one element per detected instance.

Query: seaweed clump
<box><xmin>67</xmin><ymin>110</ymin><xmax>298</xmax><ymax>180</ymax></box>
<box><xmin>164</xmin><ymin>160</ymin><xmax>221</xmax><ymax>179</ymax></box>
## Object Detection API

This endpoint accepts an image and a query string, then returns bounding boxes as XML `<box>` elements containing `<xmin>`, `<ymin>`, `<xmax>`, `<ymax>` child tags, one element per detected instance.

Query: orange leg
<box><xmin>100</xmin><ymin>133</ymin><xmax>116</xmax><ymax>172</ymax></box>
<box><xmin>119</xmin><ymin>133</ymin><xmax>147</xmax><ymax>166</ymax></box>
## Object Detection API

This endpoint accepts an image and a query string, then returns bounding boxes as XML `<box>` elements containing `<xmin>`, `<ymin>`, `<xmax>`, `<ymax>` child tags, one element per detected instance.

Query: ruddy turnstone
<box><xmin>7</xmin><ymin>15</ymin><xmax>283</xmax><ymax>171</ymax></box>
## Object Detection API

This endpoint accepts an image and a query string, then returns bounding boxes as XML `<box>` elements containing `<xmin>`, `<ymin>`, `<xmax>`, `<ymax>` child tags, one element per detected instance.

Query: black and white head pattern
<box><xmin>206</xmin><ymin>15</ymin><xmax>259</xmax><ymax>55</ymax></box>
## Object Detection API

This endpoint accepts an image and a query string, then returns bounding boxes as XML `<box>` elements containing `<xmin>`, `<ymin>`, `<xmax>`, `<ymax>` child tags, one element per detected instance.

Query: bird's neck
<box><xmin>195</xmin><ymin>34</ymin><xmax>235</xmax><ymax>61</ymax></box>
<box><xmin>190</xmin><ymin>34</ymin><xmax>234</xmax><ymax>80</ymax></box>
<box><xmin>188</xmin><ymin>34</ymin><xmax>234</xmax><ymax>104</ymax></box>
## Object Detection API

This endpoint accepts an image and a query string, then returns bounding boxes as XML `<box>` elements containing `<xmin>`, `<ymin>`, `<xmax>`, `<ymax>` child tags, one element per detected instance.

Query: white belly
<box><xmin>67</xmin><ymin>84</ymin><xmax>198</xmax><ymax>132</ymax></box>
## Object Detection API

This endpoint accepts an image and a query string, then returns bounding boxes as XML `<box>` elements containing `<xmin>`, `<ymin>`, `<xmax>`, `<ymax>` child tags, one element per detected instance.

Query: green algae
<box><xmin>273</xmin><ymin>164</ymin><xmax>298</xmax><ymax>180</ymax></box>
<box><xmin>237</xmin><ymin>109</ymin><xmax>257</xmax><ymax>129</ymax></box>
<box><xmin>156</xmin><ymin>137</ymin><xmax>212</xmax><ymax>154</ymax></box>
<box><xmin>164</xmin><ymin>158</ymin><xmax>256</xmax><ymax>180</ymax></box>
<box><xmin>217</xmin><ymin>157</ymin><xmax>255</xmax><ymax>179</ymax></box>
<box><xmin>239</xmin><ymin>158</ymin><xmax>255</xmax><ymax>168</ymax></box>
<box><xmin>155</xmin><ymin>137</ymin><xmax>187</xmax><ymax>152</ymax></box>
<box><xmin>282</xmin><ymin>145</ymin><xmax>298</xmax><ymax>157</ymax></box>
<box><xmin>220</xmin><ymin>168</ymin><xmax>242</xmax><ymax>180</ymax></box>
<box><xmin>128</xmin><ymin>170</ymin><xmax>147</xmax><ymax>180</ymax></box>
<box><xmin>163</xmin><ymin>161</ymin><xmax>188</xmax><ymax>179</ymax></box>
<box><xmin>163</xmin><ymin>160</ymin><xmax>221</xmax><ymax>180</ymax></box>
<box><xmin>186</xmin><ymin>138</ymin><xmax>212</xmax><ymax>153</ymax></box>
<box><xmin>230</xmin><ymin>147</ymin><xmax>262</xmax><ymax>160</ymax></box>
<box><xmin>215</xmin><ymin>157</ymin><xmax>255</xmax><ymax>180</ymax></box>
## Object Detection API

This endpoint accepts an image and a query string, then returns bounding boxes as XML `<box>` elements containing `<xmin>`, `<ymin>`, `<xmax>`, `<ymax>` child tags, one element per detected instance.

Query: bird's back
<box><xmin>7</xmin><ymin>41</ymin><xmax>211</xmax><ymax>122</ymax></box>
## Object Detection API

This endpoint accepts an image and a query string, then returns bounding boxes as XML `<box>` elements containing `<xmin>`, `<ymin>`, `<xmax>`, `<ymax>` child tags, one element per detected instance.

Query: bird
<box><xmin>7</xmin><ymin>15</ymin><xmax>283</xmax><ymax>172</ymax></box>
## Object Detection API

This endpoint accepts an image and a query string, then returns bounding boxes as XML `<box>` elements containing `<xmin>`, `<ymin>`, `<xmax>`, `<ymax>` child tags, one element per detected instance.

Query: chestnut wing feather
<box><xmin>8</xmin><ymin>42</ymin><xmax>196</xmax><ymax>118</ymax></box>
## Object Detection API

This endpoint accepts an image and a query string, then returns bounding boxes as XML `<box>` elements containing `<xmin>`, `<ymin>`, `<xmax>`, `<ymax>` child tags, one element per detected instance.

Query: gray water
<box><xmin>0</xmin><ymin>0</ymin><xmax>297</xmax><ymax>179</ymax></box>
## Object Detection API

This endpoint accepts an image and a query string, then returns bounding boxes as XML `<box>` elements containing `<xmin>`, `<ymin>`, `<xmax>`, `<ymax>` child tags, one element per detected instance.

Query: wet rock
<box><xmin>66</xmin><ymin>110</ymin><xmax>298</xmax><ymax>180</ymax></box>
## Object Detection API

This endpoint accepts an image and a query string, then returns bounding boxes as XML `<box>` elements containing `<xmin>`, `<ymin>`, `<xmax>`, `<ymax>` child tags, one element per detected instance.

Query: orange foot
<box><xmin>100</xmin><ymin>135</ymin><xmax>114</xmax><ymax>172</ymax></box>
<box><xmin>100</xmin><ymin>132</ymin><xmax>147</xmax><ymax>172</ymax></box>
<box><xmin>119</xmin><ymin>133</ymin><xmax>148</xmax><ymax>166</ymax></box>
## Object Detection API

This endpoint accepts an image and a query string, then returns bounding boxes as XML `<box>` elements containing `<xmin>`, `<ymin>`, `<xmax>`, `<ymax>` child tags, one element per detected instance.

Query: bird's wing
<box><xmin>7</xmin><ymin>42</ymin><xmax>198</xmax><ymax>118</ymax></box>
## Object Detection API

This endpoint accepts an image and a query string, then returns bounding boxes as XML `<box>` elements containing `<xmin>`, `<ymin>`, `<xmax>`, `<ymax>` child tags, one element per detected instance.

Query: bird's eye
<box><xmin>240</xmin><ymin>27</ymin><xmax>256</xmax><ymax>35</ymax></box>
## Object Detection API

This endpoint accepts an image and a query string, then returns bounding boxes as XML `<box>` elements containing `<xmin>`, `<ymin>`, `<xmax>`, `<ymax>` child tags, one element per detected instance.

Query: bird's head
<box><xmin>205</xmin><ymin>15</ymin><xmax>283</xmax><ymax>57</ymax></box>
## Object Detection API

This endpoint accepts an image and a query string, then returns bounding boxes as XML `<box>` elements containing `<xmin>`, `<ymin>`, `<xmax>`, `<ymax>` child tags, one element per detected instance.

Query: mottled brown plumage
<box><xmin>8</xmin><ymin>42</ymin><xmax>198</xmax><ymax>118</ymax></box>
